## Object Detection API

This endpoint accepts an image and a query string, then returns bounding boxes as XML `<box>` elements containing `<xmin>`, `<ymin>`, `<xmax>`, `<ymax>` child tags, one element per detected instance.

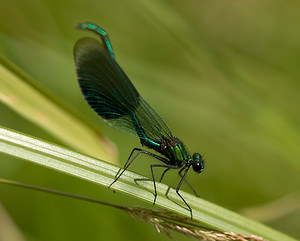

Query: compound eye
<box><xmin>192</xmin><ymin>153</ymin><xmax>204</xmax><ymax>173</ymax></box>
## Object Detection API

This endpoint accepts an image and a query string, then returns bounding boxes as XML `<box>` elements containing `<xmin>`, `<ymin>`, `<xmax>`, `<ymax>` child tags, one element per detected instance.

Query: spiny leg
<box><xmin>113</xmin><ymin>148</ymin><xmax>143</xmax><ymax>180</ymax></box>
<box><xmin>159</xmin><ymin>168</ymin><xmax>170</xmax><ymax>182</ymax></box>
<box><xmin>150</xmin><ymin>164</ymin><xmax>181</xmax><ymax>205</ymax></box>
<box><xmin>176</xmin><ymin>167</ymin><xmax>193</xmax><ymax>219</ymax></box>
<box><xmin>178</xmin><ymin>168</ymin><xmax>199</xmax><ymax>197</ymax></box>
<box><xmin>109</xmin><ymin>148</ymin><xmax>170</xmax><ymax>188</ymax></box>
<box><xmin>109</xmin><ymin>148</ymin><xmax>143</xmax><ymax>188</ymax></box>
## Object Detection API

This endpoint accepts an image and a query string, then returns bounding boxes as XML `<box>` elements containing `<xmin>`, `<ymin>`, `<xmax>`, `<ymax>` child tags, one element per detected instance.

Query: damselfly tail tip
<box><xmin>75</xmin><ymin>22</ymin><xmax>95</xmax><ymax>30</ymax></box>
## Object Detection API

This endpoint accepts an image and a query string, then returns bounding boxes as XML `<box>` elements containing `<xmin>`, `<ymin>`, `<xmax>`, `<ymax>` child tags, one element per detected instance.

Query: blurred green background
<box><xmin>0</xmin><ymin>0</ymin><xmax>299</xmax><ymax>240</ymax></box>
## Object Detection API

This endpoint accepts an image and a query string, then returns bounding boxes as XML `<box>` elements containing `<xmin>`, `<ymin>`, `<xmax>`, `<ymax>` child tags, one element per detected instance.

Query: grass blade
<box><xmin>0</xmin><ymin>126</ymin><xmax>296</xmax><ymax>241</ymax></box>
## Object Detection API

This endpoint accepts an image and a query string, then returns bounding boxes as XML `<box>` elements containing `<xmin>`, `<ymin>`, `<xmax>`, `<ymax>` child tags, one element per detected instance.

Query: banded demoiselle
<box><xmin>73</xmin><ymin>22</ymin><xmax>205</xmax><ymax>218</ymax></box>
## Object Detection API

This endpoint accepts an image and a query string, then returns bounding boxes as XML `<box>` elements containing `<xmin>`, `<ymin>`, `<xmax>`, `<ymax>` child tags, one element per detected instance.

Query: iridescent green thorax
<box><xmin>141</xmin><ymin>136</ymin><xmax>191</xmax><ymax>166</ymax></box>
<box><xmin>161</xmin><ymin>137</ymin><xmax>191</xmax><ymax>165</ymax></box>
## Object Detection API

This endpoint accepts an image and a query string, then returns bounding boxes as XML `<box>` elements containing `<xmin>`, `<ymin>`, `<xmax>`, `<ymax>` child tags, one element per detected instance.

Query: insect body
<box><xmin>74</xmin><ymin>22</ymin><xmax>205</xmax><ymax>218</ymax></box>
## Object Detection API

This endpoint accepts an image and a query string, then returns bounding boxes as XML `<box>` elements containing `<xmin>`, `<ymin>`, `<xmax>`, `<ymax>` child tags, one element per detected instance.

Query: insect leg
<box><xmin>159</xmin><ymin>168</ymin><xmax>170</xmax><ymax>182</ymax></box>
<box><xmin>150</xmin><ymin>164</ymin><xmax>181</xmax><ymax>205</ymax></box>
<box><xmin>176</xmin><ymin>167</ymin><xmax>193</xmax><ymax>219</ymax></box>
<box><xmin>109</xmin><ymin>148</ymin><xmax>170</xmax><ymax>188</ymax></box>
<box><xmin>113</xmin><ymin>148</ymin><xmax>143</xmax><ymax>179</ymax></box>
<box><xmin>109</xmin><ymin>148</ymin><xmax>143</xmax><ymax>188</ymax></box>
<box><xmin>178</xmin><ymin>168</ymin><xmax>198</xmax><ymax>197</ymax></box>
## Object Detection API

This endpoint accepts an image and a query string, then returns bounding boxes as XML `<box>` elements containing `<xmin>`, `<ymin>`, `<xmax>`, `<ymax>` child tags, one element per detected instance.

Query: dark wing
<box><xmin>74</xmin><ymin>37</ymin><xmax>173</xmax><ymax>142</ymax></box>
